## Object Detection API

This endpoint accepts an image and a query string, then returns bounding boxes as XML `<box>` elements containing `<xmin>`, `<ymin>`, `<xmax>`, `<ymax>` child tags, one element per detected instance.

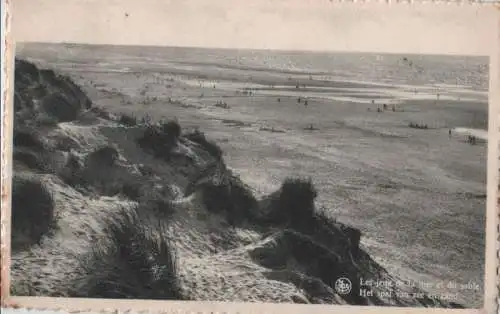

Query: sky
<box><xmin>11</xmin><ymin>0</ymin><xmax>498</xmax><ymax>56</ymax></box>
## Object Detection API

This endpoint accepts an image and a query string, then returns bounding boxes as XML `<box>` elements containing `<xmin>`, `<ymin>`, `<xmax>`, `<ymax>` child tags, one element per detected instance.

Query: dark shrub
<box><xmin>267</xmin><ymin>177</ymin><xmax>317</xmax><ymax>227</ymax></box>
<box><xmin>14</xmin><ymin>59</ymin><xmax>40</xmax><ymax>88</ymax></box>
<box><xmin>41</xmin><ymin>93</ymin><xmax>82</xmax><ymax>122</ymax></box>
<box><xmin>35</xmin><ymin>114</ymin><xmax>59</xmax><ymax>127</ymax></box>
<box><xmin>74</xmin><ymin>207</ymin><xmax>183</xmax><ymax>300</ymax></box>
<box><xmin>139</xmin><ymin>198</ymin><xmax>176</xmax><ymax>218</ymax></box>
<box><xmin>248</xmin><ymin>229</ymin><xmax>363</xmax><ymax>304</ymax></box>
<box><xmin>184</xmin><ymin>129</ymin><xmax>223</xmax><ymax>159</ymax></box>
<box><xmin>199</xmin><ymin>181</ymin><xmax>231</xmax><ymax>214</ymax></box>
<box><xmin>161</xmin><ymin>119</ymin><xmax>181</xmax><ymax>140</ymax></box>
<box><xmin>13</xmin><ymin>128</ymin><xmax>48</xmax><ymax>151</ymax></box>
<box><xmin>198</xmin><ymin>176</ymin><xmax>258</xmax><ymax>225</ymax></box>
<box><xmin>59</xmin><ymin>153</ymin><xmax>85</xmax><ymax>187</ymax></box>
<box><xmin>13</xmin><ymin>149</ymin><xmax>47</xmax><ymax>171</ymax></box>
<box><xmin>11</xmin><ymin>177</ymin><xmax>56</xmax><ymax>250</ymax></box>
<box><xmin>136</xmin><ymin>124</ymin><xmax>177</xmax><ymax>160</ymax></box>
<box><xmin>121</xmin><ymin>182</ymin><xmax>143</xmax><ymax>201</ymax></box>
<box><xmin>39</xmin><ymin>69</ymin><xmax>58</xmax><ymax>84</ymax></box>
<box><xmin>90</xmin><ymin>107</ymin><xmax>112</xmax><ymax>120</ymax></box>
<box><xmin>119</xmin><ymin>114</ymin><xmax>137</xmax><ymax>126</ymax></box>
<box><xmin>86</xmin><ymin>146</ymin><xmax>119</xmax><ymax>168</ymax></box>
<box><xmin>14</xmin><ymin>92</ymin><xmax>25</xmax><ymax>112</ymax></box>
<box><xmin>54</xmin><ymin>135</ymin><xmax>80</xmax><ymax>151</ymax></box>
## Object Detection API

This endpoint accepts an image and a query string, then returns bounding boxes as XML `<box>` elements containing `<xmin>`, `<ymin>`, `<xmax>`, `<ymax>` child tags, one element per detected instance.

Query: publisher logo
<box><xmin>335</xmin><ymin>277</ymin><xmax>352</xmax><ymax>295</ymax></box>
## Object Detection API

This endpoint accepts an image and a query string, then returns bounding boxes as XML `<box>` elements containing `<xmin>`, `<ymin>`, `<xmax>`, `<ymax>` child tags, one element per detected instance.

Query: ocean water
<box><xmin>18</xmin><ymin>43</ymin><xmax>489</xmax><ymax>91</ymax></box>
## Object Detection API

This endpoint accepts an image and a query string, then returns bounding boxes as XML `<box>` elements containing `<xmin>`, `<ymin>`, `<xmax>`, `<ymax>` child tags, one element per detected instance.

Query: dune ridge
<box><xmin>10</xmin><ymin>58</ymin><xmax>463</xmax><ymax>307</ymax></box>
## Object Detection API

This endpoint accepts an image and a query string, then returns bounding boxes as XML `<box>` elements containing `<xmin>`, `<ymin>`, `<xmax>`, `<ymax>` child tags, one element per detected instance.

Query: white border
<box><xmin>2</xmin><ymin>1</ymin><xmax>499</xmax><ymax>313</ymax></box>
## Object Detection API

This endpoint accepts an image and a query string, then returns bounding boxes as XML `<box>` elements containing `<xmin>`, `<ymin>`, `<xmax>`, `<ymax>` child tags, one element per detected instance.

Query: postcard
<box><xmin>1</xmin><ymin>1</ymin><xmax>498</xmax><ymax>313</ymax></box>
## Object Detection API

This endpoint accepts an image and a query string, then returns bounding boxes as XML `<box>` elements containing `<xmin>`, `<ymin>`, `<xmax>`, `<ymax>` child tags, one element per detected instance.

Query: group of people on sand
<box><xmin>368</xmin><ymin>100</ymin><xmax>396</xmax><ymax>113</ymax></box>
<box><xmin>275</xmin><ymin>96</ymin><xmax>309</xmax><ymax>107</ymax></box>
<box><xmin>447</xmin><ymin>129</ymin><xmax>478</xmax><ymax>145</ymax></box>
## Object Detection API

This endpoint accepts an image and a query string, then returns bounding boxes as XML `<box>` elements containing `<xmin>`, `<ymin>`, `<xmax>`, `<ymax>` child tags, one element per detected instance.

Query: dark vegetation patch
<box><xmin>138</xmin><ymin>197</ymin><xmax>177</xmax><ymax>218</ymax></box>
<box><xmin>184</xmin><ymin>129</ymin><xmax>223</xmax><ymax>159</ymax></box>
<box><xmin>160</xmin><ymin>119</ymin><xmax>182</xmax><ymax>139</ymax></box>
<box><xmin>90</xmin><ymin>106</ymin><xmax>112</xmax><ymax>120</ymax></box>
<box><xmin>11</xmin><ymin>176</ymin><xmax>57</xmax><ymax>251</ymax></box>
<box><xmin>196</xmin><ymin>176</ymin><xmax>258</xmax><ymax>225</ymax></box>
<box><xmin>60</xmin><ymin>147</ymin><xmax>129</xmax><ymax>197</ymax></box>
<box><xmin>53</xmin><ymin>135</ymin><xmax>80</xmax><ymax>152</ymax></box>
<box><xmin>40</xmin><ymin>93</ymin><xmax>82</xmax><ymax>122</ymax></box>
<box><xmin>118</xmin><ymin>113</ymin><xmax>138</xmax><ymax>126</ymax></box>
<box><xmin>13</xmin><ymin>127</ymin><xmax>49</xmax><ymax>151</ymax></box>
<box><xmin>120</xmin><ymin>181</ymin><xmax>143</xmax><ymax>200</ymax></box>
<box><xmin>14</xmin><ymin>59</ymin><xmax>93</xmax><ymax>125</ymax></box>
<box><xmin>73</xmin><ymin>207</ymin><xmax>183</xmax><ymax>300</ymax></box>
<box><xmin>248</xmin><ymin>229</ymin><xmax>366</xmax><ymax>305</ymax></box>
<box><xmin>12</xmin><ymin>126</ymin><xmax>54</xmax><ymax>172</ymax></box>
<box><xmin>85</xmin><ymin>146</ymin><xmax>119</xmax><ymax>168</ymax></box>
<box><xmin>261</xmin><ymin>178</ymin><xmax>317</xmax><ymax>228</ymax></box>
<box><xmin>13</xmin><ymin>149</ymin><xmax>49</xmax><ymax>172</ymax></box>
<box><xmin>136</xmin><ymin>121</ymin><xmax>181</xmax><ymax>160</ymax></box>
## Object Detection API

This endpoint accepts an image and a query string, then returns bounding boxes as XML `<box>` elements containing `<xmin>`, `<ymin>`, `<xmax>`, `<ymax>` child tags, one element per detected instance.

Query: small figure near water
<box><xmin>449</xmin><ymin>129</ymin><xmax>452</xmax><ymax>138</ymax></box>
<box><xmin>467</xmin><ymin>135</ymin><xmax>477</xmax><ymax>145</ymax></box>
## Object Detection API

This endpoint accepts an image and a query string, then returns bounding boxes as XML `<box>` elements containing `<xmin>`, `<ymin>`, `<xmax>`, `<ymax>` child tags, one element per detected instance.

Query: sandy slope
<box><xmin>9</xmin><ymin>57</ymin><xmax>479</xmax><ymax>308</ymax></box>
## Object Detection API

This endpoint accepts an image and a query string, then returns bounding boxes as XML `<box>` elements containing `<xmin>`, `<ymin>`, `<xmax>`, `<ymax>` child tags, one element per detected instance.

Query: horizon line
<box><xmin>15</xmin><ymin>41</ymin><xmax>490</xmax><ymax>59</ymax></box>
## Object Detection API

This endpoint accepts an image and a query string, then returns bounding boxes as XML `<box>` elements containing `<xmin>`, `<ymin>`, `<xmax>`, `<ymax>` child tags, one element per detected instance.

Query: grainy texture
<box><xmin>2</xmin><ymin>1</ymin><xmax>499</xmax><ymax>314</ymax></box>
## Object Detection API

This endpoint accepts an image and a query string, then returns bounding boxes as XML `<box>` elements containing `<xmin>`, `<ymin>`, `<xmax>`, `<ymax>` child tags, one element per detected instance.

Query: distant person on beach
<box><xmin>304</xmin><ymin>100</ymin><xmax>309</xmax><ymax>107</ymax></box>
<box><xmin>449</xmin><ymin>129</ymin><xmax>452</xmax><ymax>138</ymax></box>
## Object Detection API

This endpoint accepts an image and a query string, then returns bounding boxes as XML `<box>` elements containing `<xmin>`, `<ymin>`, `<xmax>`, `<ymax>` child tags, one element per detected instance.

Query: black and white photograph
<box><xmin>3</xmin><ymin>1</ymin><xmax>498</xmax><ymax>313</ymax></box>
<box><xmin>9</xmin><ymin>42</ymin><xmax>489</xmax><ymax>308</ymax></box>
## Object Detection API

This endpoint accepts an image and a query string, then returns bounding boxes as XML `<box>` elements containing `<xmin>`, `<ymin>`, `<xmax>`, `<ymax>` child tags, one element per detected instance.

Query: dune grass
<box><xmin>73</xmin><ymin>206</ymin><xmax>183</xmax><ymax>300</ymax></box>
